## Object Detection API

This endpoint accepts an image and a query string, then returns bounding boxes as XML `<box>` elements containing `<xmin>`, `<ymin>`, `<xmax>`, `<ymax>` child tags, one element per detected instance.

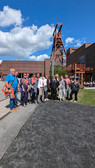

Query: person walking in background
<box><xmin>58</xmin><ymin>76</ymin><xmax>67</xmax><ymax>101</ymax></box>
<box><xmin>70</xmin><ymin>79</ymin><xmax>80</xmax><ymax>102</ymax></box>
<box><xmin>5</xmin><ymin>68</ymin><xmax>19</xmax><ymax>112</ymax></box>
<box><xmin>50</xmin><ymin>75</ymin><xmax>58</xmax><ymax>100</ymax></box>
<box><xmin>64</xmin><ymin>75</ymin><xmax>71</xmax><ymax>100</ymax></box>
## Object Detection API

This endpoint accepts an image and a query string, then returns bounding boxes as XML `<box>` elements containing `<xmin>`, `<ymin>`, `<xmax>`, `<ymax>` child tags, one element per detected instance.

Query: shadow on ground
<box><xmin>0</xmin><ymin>101</ymin><xmax>95</xmax><ymax>168</ymax></box>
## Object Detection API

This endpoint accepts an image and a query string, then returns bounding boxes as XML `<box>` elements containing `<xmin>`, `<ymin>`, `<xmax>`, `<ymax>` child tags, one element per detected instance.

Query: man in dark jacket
<box><xmin>50</xmin><ymin>75</ymin><xmax>58</xmax><ymax>100</ymax></box>
<box><xmin>70</xmin><ymin>79</ymin><xmax>80</xmax><ymax>102</ymax></box>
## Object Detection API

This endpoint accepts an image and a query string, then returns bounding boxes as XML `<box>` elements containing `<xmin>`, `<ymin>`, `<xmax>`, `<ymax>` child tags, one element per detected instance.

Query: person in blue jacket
<box><xmin>5</xmin><ymin>68</ymin><xmax>19</xmax><ymax>112</ymax></box>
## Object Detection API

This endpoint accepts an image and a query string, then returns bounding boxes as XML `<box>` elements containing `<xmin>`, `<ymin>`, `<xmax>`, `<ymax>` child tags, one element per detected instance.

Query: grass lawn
<box><xmin>77</xmin><ymin>89</ymin><xmax>95</xmax><ymax>106</ymax></box>
<box><xmin>48</xmin><ymin>89</ymin><xmax>95</xmax><ymax>106</ymax></box>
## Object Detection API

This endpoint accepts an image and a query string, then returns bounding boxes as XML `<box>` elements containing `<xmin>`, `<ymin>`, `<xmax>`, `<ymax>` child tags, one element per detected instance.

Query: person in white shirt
<box><xmin>38</xmin><ymin>74</ymin><xmax>47</xmax><ymax>103</ymax></box>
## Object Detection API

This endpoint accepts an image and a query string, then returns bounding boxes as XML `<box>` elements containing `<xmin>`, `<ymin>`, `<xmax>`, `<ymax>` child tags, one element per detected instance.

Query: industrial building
<box><xmin>67</xmin><ymin>43</ymin><xmax>95</xmax><ymax>83</ymax></box>
<box><xmin>0</xmin><ymin>59</ymin><xmax>51</xmax><ymax>78</ymax></box>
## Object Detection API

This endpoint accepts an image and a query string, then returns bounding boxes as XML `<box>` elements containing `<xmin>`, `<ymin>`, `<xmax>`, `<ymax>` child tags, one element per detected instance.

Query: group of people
<box><xmin>4</xmin><ymin>68</ymin><xmax>80</xmax><ymax>112</ymax></box>
<box><xmin>83</xmin><ymin>81</ymin><xmax>95</xmax><ymax>87</ymax></box>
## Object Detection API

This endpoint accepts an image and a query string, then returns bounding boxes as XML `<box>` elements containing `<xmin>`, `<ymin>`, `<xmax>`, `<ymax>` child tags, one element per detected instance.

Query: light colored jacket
<box><xmin>38</xmin><ymin>77</ymin><xmax>47</xmax><ymax>88</ymax></box>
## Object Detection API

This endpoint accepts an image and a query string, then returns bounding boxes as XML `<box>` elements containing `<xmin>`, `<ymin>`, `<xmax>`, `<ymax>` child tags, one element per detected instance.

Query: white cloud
<box><xmin>65</xmin><ymin>37</ymin><xmax>86</xmax><ymax>48</ymax></box>
<box><xmin>65</xmin><ymin>37</ymin><xmax>74</xmax><ymax>44</ymax></box>
<box><xmin>76</xmin><ymin>42</ymin><xmax>82</xmax><ymax>47</ymax></box>
<box><xmin>0</xmin><ymin>60</ymin><xmax>2</xmax><ymax>64</ymax></box>
<box><xmin>29</xmin><ymin>54</ymin><xmax>49</xmax><ymax>61</ymax></box>
<box><xmin>0</xmin><ymin>24</ymin><xmax>54</xmax><ymax>59</ymax></box>
<box><xmin>0</xmin><ymin>6</ymin><xmax>23</xmax><ymax>27</ymax></box>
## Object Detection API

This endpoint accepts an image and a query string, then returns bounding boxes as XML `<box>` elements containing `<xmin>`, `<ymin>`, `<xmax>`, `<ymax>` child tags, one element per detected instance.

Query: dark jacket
<box><xmin>71</xmin><ymin>83</ymin><xmax>80</xmax><ymax>92</ymax></box>
<box><xmin>50</xmin><ymin>79</ymin><xmax>58</xmax><ymax>90</ymax></box>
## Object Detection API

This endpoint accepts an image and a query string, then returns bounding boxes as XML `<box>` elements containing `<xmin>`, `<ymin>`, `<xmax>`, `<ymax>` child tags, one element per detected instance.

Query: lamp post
<box><xmin>51</xmin><ymin>51</ymin><xmax>54</xmax><ymax>76</ymax></box>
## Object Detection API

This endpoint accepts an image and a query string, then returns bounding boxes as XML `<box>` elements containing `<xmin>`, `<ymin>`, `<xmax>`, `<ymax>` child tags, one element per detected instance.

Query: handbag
<box><xmin>1</xmin><ymin>77</ymin><xmax>15</xmax><ymax>99</ymax></box>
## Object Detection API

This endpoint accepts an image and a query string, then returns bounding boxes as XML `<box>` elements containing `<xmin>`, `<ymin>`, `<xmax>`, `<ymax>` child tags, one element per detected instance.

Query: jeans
<box><xmin>67</xmin><ymin>86</ymin><xmax>69</xmax><ymax>99</ymax></box>
<box><xmin>10</xmin><ymin>90</ymin><xmax>17</xmax><ymax>110</ymax></box>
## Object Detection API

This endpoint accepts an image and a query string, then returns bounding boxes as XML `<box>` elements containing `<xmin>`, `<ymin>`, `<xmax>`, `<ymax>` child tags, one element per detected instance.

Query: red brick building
<box><xmin>67</xmin><ymin>43</ymin><xmax>95</xmax><ymax>82</ymax></box>
<box><xmin>0</xmin><ymin>59</ymin><xmax>51</xmax><ymax>78</ymax></box>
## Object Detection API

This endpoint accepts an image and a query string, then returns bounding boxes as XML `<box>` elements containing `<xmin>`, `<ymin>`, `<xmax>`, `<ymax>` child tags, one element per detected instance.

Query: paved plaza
<box><xmin>0</xmin><ymin>101</ymin><xmax>95</xmax><ymax>168</ymax></box>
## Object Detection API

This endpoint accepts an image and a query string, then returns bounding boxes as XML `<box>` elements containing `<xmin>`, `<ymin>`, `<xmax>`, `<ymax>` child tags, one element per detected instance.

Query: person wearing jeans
<box><xmin>5</xmin><ymin>68</ymin><xmax>19</xmax><ymax>112</ymax></box>
<box><xmin>64</xmin><ymin>75</ymin><xmax>71</xmax><ymax>100</ymax></box>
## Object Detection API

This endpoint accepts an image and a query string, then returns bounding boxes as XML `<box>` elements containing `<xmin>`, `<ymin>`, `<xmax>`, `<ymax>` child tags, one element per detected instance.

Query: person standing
<box><xmin>44</xmin><ymin>75</ymin><xmax>50</xmax><ymax>101</ymax></box>
<box><xmin>5</xmin><ymin>68</ymin><xmax>19</xmax><ymax>112</ymax></box>
<box><xmin>29</xmin><ymin>74</ymin><xmax>36</xmax><ymax>103</ymax></box>
<box><xmin>20</xmin><ymin>73</ymin><xmax>29</xmax><ymax>106</ymax></box>
<box><xmin>33</xmin><ymin>73</ymin><xmax>40</xmax><ymax>104</ymax></box>
<box><xmin>15</xmin><ymin>71</ymin><xmax>20</xmax><ymax>107</ymax></box>
<box><xmin>38</xmin><ymin>74</ymin><xmax>46</xmax><ymax>103</ymax></box>
<box><xmin>50</xmin><ymin>75</ymin><xmax>58</xmax><ymax>100</ymax></box>
<box><xmin>58</xmin><ymin>76</ymin><xmax>67</xmax><ymax>101</ymax></box>
<box><xmin>70</xmin><ymin>79</ymin><xmax>80</xmax><ymax>102</ymax></box>
<box><xmin>64</xmin><ymin>75</ymin><xmax>71</xmax><ymax>100</ymax></box>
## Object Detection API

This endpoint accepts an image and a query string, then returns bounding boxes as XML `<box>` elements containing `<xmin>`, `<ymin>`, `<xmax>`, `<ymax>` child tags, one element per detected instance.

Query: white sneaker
<box><xmin>70</xmin><ymin>99</ymin><xmax>73</xmax><ymax>102</ymax></box>
<box><xmin>74</xmin><ymin>100</ymin><xmax>77</xmax><ymax>102</ymax></box>
<box><xmin>46</xmin><ymin>98</ymin><xmax>49</xmax><ymax>101</ymax></box>
<box><xmin>44</xmin><ymin>99</ymin><xmax>46</xmax><ymax>101</ymax></box>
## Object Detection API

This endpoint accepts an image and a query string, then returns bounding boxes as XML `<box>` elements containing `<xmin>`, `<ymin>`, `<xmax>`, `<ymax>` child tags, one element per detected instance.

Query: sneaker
<box><xmin>74</xmin><ymin>100</ymin><xmax>77</xmax><ymax>102</ymax></box>
<box><xmin>9</xmin><ymin>109</ymin><xmax>16</xmax><ymax>112</ymax></box>
<box><xmin>70</xmin><ymin>99</ymin><xmax>73</xmax><ymax>102</ymax></box>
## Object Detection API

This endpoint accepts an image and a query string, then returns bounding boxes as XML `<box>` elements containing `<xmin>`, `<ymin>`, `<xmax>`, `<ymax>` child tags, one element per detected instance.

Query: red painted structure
<box><xmin>51</xmin><ymin>23</ymin><xmax>66</xmax><ymax>65</ymax></box>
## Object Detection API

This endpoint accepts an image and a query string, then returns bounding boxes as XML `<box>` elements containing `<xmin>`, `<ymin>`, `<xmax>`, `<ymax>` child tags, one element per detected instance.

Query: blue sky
<box><xmin>0</xmin><ymin>0</ymin><xmax>95</xmax><ymax>62</ymax></box>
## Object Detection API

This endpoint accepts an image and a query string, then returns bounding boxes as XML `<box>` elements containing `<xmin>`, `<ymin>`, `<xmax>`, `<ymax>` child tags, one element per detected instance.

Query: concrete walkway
<box><xmin>0</xmin><ymin>99</ymin><xmax>10</xmax><ymax>119</ymax></box>
<box><xmin>84</xmin><ymin>87</ymin><xmax>95</xmax><ymax>89</ymax></box>
<box><xmin>0</xmin><ymin>102</ymin><xmax>37</xmax><ymax>160</ymax></box>
<box><xmin>0</xmin><ymin>92</ymin><xmax>21</xmax><ymax>119</ymax></box>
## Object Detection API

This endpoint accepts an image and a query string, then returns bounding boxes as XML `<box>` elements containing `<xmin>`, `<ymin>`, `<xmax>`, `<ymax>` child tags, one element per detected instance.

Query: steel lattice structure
<box><xmin>51</xmin><ymin>23</ymin><xmax>67</xmax><ymax>65</ymax></box>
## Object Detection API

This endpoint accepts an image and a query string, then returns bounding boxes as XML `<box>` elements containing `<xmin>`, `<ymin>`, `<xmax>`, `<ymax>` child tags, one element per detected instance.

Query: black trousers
<box><xmin>70</xmin><ymin>91</ymin><xmax>78</xmax><ymax>101</ymax></box>
<box><xmin>31</xmin><ymin>91</ymin><xmax>35</xmax><ymax>103</ymax></box>
<box><xmin>51</xmin><ymin>88</ymin><xmax>57</xmax><ymax>100</ymax></box>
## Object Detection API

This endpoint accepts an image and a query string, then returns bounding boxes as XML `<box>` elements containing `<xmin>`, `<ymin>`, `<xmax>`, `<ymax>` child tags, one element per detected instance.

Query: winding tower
<box><xmin>51</xmin><ymin>23</ymin><xmax>67</xmax><ymax>65</ymax></box>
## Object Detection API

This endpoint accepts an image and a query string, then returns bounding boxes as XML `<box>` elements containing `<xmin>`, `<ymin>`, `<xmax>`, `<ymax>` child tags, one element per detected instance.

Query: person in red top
<box><xmin>20</xmin><ymin>73</ymin><xmax>29</xmax><ymax>106</ymax></box>
<box><xmin>64</xmin><ymin>75</ymin><xmax>71</xmax><ymax>100</ymax></box>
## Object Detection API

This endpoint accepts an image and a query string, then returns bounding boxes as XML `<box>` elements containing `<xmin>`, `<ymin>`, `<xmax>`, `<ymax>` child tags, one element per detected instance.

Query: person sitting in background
<box><xmin>58</xmin><ymin>76</ymin><xmax>67</xmax><ymax>101</ymax></box>
<box><xmin>70</xmin><ymin>79</ymin><xmax>80</xmax><ymax>102</ymax></box>
<box><xmin>83</xmin><ymin>81</ymin><xmax>87</xmax><ymax>87</ymax></box>
<box><xmin>93</xmin><ymin>81</ymin><xmax>95</xmax><ymax>87</ymax></box>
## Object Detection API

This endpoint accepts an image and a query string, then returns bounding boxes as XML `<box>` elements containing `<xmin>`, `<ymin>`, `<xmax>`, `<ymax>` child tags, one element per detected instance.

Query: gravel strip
<box><xmin>0</xmin><ymin>101</ymin><xmax>95</xmax><ymax>168</ymax></box>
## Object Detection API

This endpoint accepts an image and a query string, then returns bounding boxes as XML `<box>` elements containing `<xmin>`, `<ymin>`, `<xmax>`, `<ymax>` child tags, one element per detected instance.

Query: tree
<box><xmin>49</xmin><ymin>65</ymin><xmax>68</xmax><ymax>79</ymax></box>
